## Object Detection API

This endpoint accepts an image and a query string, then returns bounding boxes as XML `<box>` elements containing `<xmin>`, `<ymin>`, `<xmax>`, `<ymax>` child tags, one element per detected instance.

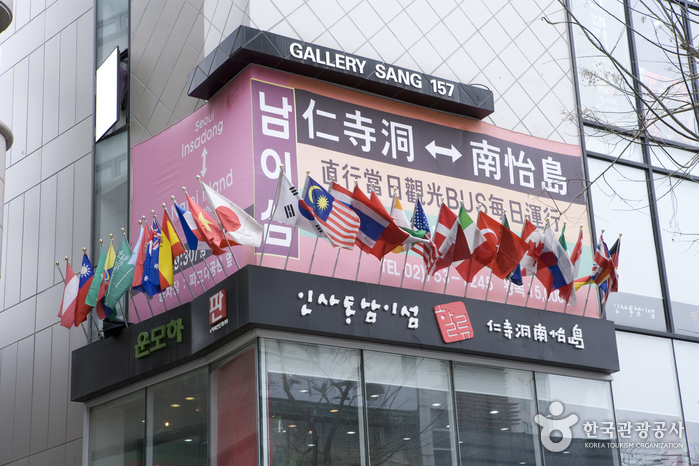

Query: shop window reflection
<box><xmin>89</xmin><ymin>390</ymin><xmax>145</xmax><ymax>466</ymax></box>
<box><xmin>364</xmin><ymin>352</ymin><xmax>455</xmax><ymax>466</ymax></box>
<box><xmin>453</xmin><ymin>364</ymin><xmax>541</xmax><ymax>466</ymax></box>
<box><xmin>146</xmin><ymin>367</ymin><xmax>208</xmax><ymax>466</ymax></box>
<box><xmin>264</xmin><ymin>340</ymin><xmax>364</xmax><ymax>465</ymax></box>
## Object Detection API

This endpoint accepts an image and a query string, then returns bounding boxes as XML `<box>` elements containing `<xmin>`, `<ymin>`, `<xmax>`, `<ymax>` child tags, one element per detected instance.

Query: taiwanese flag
<box><xmin>477</xmin><ymin>211</ymin><xmax>528</xmax><ymax>279</ymax></box>
<box><xmin>74</xmin><ymin>252</ymin><xmax>95</xmax><ymax>326</ymax></box>
<box><xmin>58</xmin><ymin>260</ymin><xmax>79</xmax><ymax>328</ymax></box>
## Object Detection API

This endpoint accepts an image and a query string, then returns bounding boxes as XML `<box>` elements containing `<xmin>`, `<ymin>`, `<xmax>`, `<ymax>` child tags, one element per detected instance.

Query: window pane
<box><xmin>673</xmin><ymin>340</ymin><xmax>699</xmax><ymax>464</ymax></box>
<box><xmin>263</xmin><ymin>339</ymin><xmax>364</xmax><ymax>466</ymax></box>
<box><xmin>364</xmin><ymin>352</ymin><xmax>456</xmax><ymax>466</ymax></box>
<box><xmin>146</xmin><ymin>367</ymin><xmax>209</xmax><ymax>466</ymax></box>
<box><xmin>649</xmin><ymin>145</ymin><xmax>699</xmax><ymax>177</ymax></box>
<box><xmin>535</xmin><ymin>373</ymin><xmax>619</xmax><ymax>465</ymax></box>
<box><xmin>97</xmin><ymin>0</ymin><xmax>129</xmax><ymax>66</ymax></box>
<box><xmin>613</xmin><ymin>332</ymin><xmax>690</xmax><ymax>465</ymax></box>
<box><xmin>453</xmin><ymin>364</ymin><xmax>541</xmax><ymax>465</ymax></box>
<box><xmin>212</xmin><ymin>347</ymin><xmax>258</xmax><ymax>466</ymax></box>
<box><xmin>587</xmin><ymin>158</ymin><xmax>665</xmax><ymax>331</ymax></box>
<box><xmin>89</xmin><ymin>390</ymin><xmax>145</xmax><ymax>466</ymax></box>
<box><xmin>584</xmin><ymin>126</ymin><xmax>644</xmax><ymax>163</ymax></box>
<box><xmin>571</xmin><ymin>0</ymin><xmax>636</xmax><ymax>129</ymax></box>
<box><xmin>94</xmin><ymin>131</ymin><xmax>129</xmax><ymax>261</ymax></box>
<box><xmin>632</xmin><ymin>0</ymin><xmax>698</xmax><ymax>146</ymax></box>
<box><xmin>653</xmin><ymin>175</ymin><xmax>699</xmax><ymax>336</ymax></box>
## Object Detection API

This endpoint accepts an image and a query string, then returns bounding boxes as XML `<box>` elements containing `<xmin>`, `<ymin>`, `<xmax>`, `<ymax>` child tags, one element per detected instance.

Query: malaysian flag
<box><xmin>302</xmin><ymin>176</ymin><xmax>360</xmax><ymax>249</ymax></box>
<box><xmin>410</xmin><ymin>199</ymin><xmax>436</xmax><ymax>271</ymax></box>
<box><xmin>272</xmin><ymin>174</ymin><xmax>328</xmax><ymax>240</ymax></box>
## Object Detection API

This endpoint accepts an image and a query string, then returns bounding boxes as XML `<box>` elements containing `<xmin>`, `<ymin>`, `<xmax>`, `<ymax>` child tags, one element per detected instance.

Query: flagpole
<box><xmin>258</xmin><ymin>166</ymin><xmax>284</xmax><ymax>266</ymax></box>
<box><xmin>183</xmin><ymin>188</ymin><xmax>227</xmax><ymax>283</ymax></box>
<box><xmin>162</xmin><ymin>203</ymin><xmax>193</xmax><ymax>302</ymax></box>
<box><xmin>484</xmin><ymin>207</ymin><xmax>503</xmax><ymax>302</ymax></box>
<box><xmin>192</xmin><ymin>181</ymin><xmax>237</xmax><ymax>276</ymax></box>
<box><xmin>308</xmin><ymin>237</ymin><xmax>319</xmax><ymax>274</ymax></box>
<box><xmin>399</xmin><ymin>248</ymin><xmax>409</xmax><ymax>288</ymax></box>
<box><xmin>92</xmin><ymin>239</ymin><xmax>107</xmax><ymax>337</ymax></box>
<box><xmin>524</xmin><ymin>276</ymin><xmax>535</xmax><ymax>307</ymax></box>
<box><xmin>379</xmin><ymin>188</ymin><xmax>398</xmax><ymax>286</ymax></box>
<box><xmin>542</xmin><ymin>218</ymin><xmax>552</xmax><ymax>311</ymax></box>
<box><xmin>420</xmin><ymin>195</ymin><xmax>432</xmax><ymax>292</ymax></box>
<box><xmin>585</xmin><ymin>230</ymin><xmax>603</xmax><ymax>315</ymax></box>
<box><xmin>171</xmin><ymin>196</ymin><xmax>209</xmax><ymax>292</ymax></box>
<box><xmin>57</xmin><ymin>259</ymin><xmax>91</xmax><ymax>343</ymax></box>
<box><xmin>151</xmin><ymin>212</ymin><xmax>182</xmax><ymax>307</ymax></box>
<box><xmin>284</xmin><ymin>226</ymin><xmax>297</xmax><ymax>270</ymax></box>
<box><xmin>331</xmin><ymin>247</ymin><xmax>341</xmax><ymax>278</ymax></box>
<box><xmin>137</xmin><ymin>217</ymin><xmax>158</xmax><ymax>319</ymax></box>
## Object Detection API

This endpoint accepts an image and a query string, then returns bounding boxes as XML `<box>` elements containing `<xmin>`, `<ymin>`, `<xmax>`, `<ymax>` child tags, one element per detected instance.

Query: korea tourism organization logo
<box><xmin>533</xmin><ymin>401</ymin><xmax>685</xmax><ymax>453</ymax></box>
<box><xmin>209</xmin><ymin>289</ymin><xmax>228</xmax><ymax>333</ymax></box>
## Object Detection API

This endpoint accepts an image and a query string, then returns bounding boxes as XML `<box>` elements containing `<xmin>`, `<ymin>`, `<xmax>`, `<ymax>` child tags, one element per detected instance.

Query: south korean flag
<box><xmin>272</xmin><ymin>174</ymin><xmax>329</xmax><ymax>242</ymax></box>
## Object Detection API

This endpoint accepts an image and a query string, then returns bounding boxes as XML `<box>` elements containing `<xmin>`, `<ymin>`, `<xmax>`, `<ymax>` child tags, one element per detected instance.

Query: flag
<box><xmin>593</xmin><ymin>237</ymin><xmax>620</xmax><ymax>303</ymax></box>
<box><xmin>132</xmin><ymin>224</ymin><xmax>149</xmax><ymax>287</ymax></box>
<box><xmin>431</xmin><ymin>203</ymin><xmax>466</xmax><ymax>274</ymax></box>
<box><xmin>503</xmin><ymin>214</ymin><xmax>523</xmax><ymax>286</ymax></box>
<box><xmin>575</xmin><ymin>236</ymin><xmax>618</xmax><ymax>299</ymax></box>
<box><xmin>389</xmin><ymin>195</ymin><xmax>430</xmax><ymax>253</ymax></box>
<box><xmin>95</xmin><ymin>240</ymin><xmax>117</xmax><ymax>320</ymax></box>
<box><xmin>410</xmin><ymin>199</ymin><xmax>437</xmax><ymax>271</ymax></box>
<box><xmin>327</xmin><ymin>183</ymin><xmax>394</xmax><ymax>256</ymax></box>
<box><xmin>536</xmin><ymin>225</ymin><xmax>576</xmax><ymax>300</ymax></box>
<box><xmin>58</xmin><ymin>261</ymin><xmax>79</xmax><ymax>329</ymax></box>
<box><xmin>302</xmin><ymin>177</ymin><xmax>360</xmax><ymax>249</ymax></box>
<box><xmin>184</xmin><ymin>193</ymin><xmax>226</xmax><ymax>255</ymax></box>
<box><xmin>368</xmin><ymin>191</ymin><xmax>409</xmax><ymax>260</ymax></box>
<box><xmin>159</xmin><ymin>218</ymin><xmax>175</xmax><ymax>290</ymax></box>
<box><xmin>175</xmin><ymin>202</ymin><xmax>203</xmax><ymax>251</ymax></box>
<box><xmin>559</xmin><ymin>224</ymin><xmax>568</xmax><ymax>251</ymax></box>
<box><xmin>104</xmin><ymin>236</ymin><xmax>136</xmax><ymax>309</ymax></box>
<box><xmin>85</xmin><ymin>245</ymin><xmax>107</xmax><ymax>310</ymax></box>
<box><xmin>453</xmin><ymin>207</ymin><xmax>495</xmax><ymax>283</ymax></box>
<box><xmin>477</xmin><ymin>211</ymin><xmax>528</xmax><ymax>279</ymax></box>
<box><xmin>74</xmin><ymin>252</ymin><xmax>94</xmax><ymax>326</ymax></box>
<box><xmin>558</xmin><ymin>228</ymin><xmax>583</xmax><ymax>306</ymax></box>
<box><xmin>142</xmin><ymin>220</ymin><xmax>162</xmax><ymax>298</ymax></box>
<box><xmin>133</xmin><ymin>224</ymin><xmax>152</xmax><ymax>293</ymax></box>
<box><xmin>162</xmin><ymin>211</ymin><xmax>186</xmax><ymax>258</ymax></box>
<box><xmin>520</xmin><ymin>220</ymin><xmax>545</xmax><ymax>277</ymax></box>
<box><xmin>272</xmin><ymin>173</ymin><xmax>328</xmax><ymax>239</ymax></box>
<box><xmin>201</xmin><ymin>182</ymin><xmax>263</xmax><ymax>248</ymax></box>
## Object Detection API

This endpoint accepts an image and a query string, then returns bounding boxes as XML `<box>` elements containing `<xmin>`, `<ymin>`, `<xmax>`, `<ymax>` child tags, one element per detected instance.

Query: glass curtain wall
<box><xmin>571</xmin><ymin>0</ymin><xmax>699</xmax><ymax>335</ymax></box>
<box><xmin>94</xmin><ymin>0</ymin><xmax>130</xmax><ymax>326</ymax></box>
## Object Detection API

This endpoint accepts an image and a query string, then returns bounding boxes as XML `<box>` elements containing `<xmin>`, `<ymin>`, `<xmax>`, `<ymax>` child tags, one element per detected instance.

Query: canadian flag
<box><xmin>58</xmin><ymin>261</ymin><xmax>80</xmax><ymax>329</ymax></box>
<box><xmin>201</xmin><ymin>183</ymin><xmax>264</xmax><ymax>248</ymax></box>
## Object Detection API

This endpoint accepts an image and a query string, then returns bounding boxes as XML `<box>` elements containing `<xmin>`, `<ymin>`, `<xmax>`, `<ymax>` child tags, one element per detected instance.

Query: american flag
<box><xmin>303</xmin><ymin>177</ymin><xmax>360</xmax><ymax>249</ymax></box>
<box><xmin>410</xmin><ymin>199</ymin><xmax>436</xmax><ymax>271</ymax></box>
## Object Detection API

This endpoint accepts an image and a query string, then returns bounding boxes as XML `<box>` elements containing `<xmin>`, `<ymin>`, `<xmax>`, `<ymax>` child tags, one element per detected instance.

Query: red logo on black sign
<box><xmin>209</xmin><ymin>289</ymin><xmax>226</xmax><ymax>326</ymax></box>
<box><xmin>434</xmin><ymin>302</ymin><xmax>474</xmax><ymax>343</ymax></box>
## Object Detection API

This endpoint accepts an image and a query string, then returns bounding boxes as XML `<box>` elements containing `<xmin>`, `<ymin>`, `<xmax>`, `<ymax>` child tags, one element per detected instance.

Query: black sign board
<box><xmin>186</xmin><ymin>26</ymin><xmax>494</xmax><ymax>120</ymax></box>
<box><xmin>71</xmin><ymin>266</ymin><xmax>618</xmax><ymax>402</ymax></box>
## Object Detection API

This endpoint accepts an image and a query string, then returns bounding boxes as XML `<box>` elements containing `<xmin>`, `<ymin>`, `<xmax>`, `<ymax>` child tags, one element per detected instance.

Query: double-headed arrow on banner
<box><xmin>425</xmin><ymin>140</ymin><xmax>463</xmax><ymax>162</ymax></box>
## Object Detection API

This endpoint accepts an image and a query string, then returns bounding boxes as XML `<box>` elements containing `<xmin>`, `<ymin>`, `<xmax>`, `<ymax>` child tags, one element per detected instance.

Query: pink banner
<box><xmin>131</xmin><ymin>65</ymin><xmax>599</xmax><ymax>322</ymax></box>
